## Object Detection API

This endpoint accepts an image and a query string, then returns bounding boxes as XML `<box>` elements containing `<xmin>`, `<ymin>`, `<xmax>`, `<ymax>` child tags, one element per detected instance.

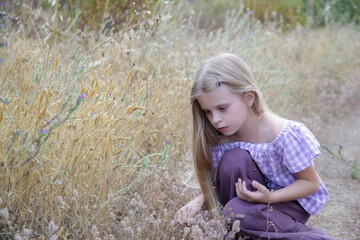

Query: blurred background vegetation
<box><xmin>190</xmin><ymin>0</ymin><xmax>360</xmax><ymax>30</ymax></box>
<box><xmin>2</xmin><ymin>0</ymin><xmax>360</xmax><ymax>34</ymax></box>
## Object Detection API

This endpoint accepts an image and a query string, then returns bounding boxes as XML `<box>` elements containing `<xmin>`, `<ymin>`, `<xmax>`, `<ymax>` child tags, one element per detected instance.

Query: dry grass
<box><xmin>0</xmin><ymin>1</ymin><xmax>359</xmax><ymax>239</ymax></box>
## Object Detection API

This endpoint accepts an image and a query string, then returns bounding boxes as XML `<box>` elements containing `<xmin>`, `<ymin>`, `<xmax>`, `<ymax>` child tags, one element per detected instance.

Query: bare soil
<box><xmin>308</xmin><ymin>104</ymin><xmax>360</xmax><ymax>239</ymax></box>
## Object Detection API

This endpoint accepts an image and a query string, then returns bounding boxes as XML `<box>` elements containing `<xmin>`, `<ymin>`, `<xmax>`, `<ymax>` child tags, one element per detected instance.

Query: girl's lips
<box><xmin>218</xmin><ymin>127</ymin><xmax>228</xmax><ymax>131</ymax></box>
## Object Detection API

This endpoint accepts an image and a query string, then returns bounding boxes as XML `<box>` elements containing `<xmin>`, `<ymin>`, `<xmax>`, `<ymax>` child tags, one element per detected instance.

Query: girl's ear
<box><xmin>244</xmin><ymin>91</ymin><xmax>255</xmax><ymax>107</ymax></box>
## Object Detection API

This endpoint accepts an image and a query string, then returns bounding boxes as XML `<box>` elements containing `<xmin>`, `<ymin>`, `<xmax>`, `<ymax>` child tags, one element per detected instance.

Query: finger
<box><xmin>251</xmin><ymin>180</ymin><xmax>259</xmax><ymax>190</ymax></box>
<box><xmin>237</xmin><ymin>178</ymin><xmax>242</xmax><ymax>186</ymax></box>
<box><xmin>241</xmin><ymin>179</ymin><xmax>249</xmax><ymax>193</ymax></box>
<box><xmin>236</xmin><ymin>180</ymin><xmax>246</xmax><ymax>200</ymax></box>
<box><xmin>238</xmin><ymin>179</ymin><xmax>249</xmax><ymax>197</ymax></box>
<box><xmin>252</xmin><ymin>180</ymin><xmax>266</xmax><ymax>192</ymax></box>
<box><xmin>242</xmin><ymin>179</ymin><xmax>260</xmax><ymax>201</ymax></box>
<box><xmin>237</xmin><ymin>179</ymin><xmax>243</xmax><ymax>192</ymax></box>
<box><xmin>235</xmin><ymin>182</ymin><xmax>241</xmax><ymax>198</ymax></box>
<box><xmin>236</xmin><ymin>178</ymin><xmax>242</xmax><ymax>192</ymax></box>
<box><xmin>177</xmin><ymin>222</ymin><xmax>188</xmax><ymax>227</ymax></box>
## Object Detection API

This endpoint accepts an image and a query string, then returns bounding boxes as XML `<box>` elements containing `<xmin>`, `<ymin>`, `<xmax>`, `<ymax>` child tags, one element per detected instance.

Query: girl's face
<box><xmin>197</xmin><ymin>85</ymin><xmax>254</xmax><ymax>137</ymax></box>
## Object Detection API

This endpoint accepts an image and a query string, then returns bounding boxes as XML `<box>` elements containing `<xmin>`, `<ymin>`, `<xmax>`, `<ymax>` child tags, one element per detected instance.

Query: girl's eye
<box><xmin>219</xmin><ymin>106</ymin><xmax>227</xmax><ymax>111</ymax></box>
<box><xmin>204</xmin><ymin>111</ymin><xmax>211</xmax><ymax>115</ymax></box>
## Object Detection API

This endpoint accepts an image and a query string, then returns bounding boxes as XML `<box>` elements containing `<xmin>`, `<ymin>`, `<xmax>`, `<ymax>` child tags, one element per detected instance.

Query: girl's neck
<box><xmin>225</xmin><ymin>112</ymin><xmax>284</xmax><ymax>144</ymax></box>
<box><xmin>232</xmin><ymin>113</ymin><xmax>261</xmax><ymax>144</ymax></box>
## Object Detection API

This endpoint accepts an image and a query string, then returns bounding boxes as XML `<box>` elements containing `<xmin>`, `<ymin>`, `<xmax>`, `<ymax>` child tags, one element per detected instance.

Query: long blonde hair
<box><xmin>190</xmin><ymin>53</ymin><xmax>266</xmax><ymax>209</ymax></box>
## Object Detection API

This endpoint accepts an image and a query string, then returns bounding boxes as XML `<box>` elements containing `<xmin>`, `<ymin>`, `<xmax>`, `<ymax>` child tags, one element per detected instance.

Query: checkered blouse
<box><xmin>211</xmin><ymin>120</ymin><xmax>328</xmax><ymax>215</ymax></box>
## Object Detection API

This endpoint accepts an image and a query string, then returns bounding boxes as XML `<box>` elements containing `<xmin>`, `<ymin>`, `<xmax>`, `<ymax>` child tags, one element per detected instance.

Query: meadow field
<box><xmin>1</xmin><ymin>0</ymin><xmax>360</xmax><ymax>239</ymax></box>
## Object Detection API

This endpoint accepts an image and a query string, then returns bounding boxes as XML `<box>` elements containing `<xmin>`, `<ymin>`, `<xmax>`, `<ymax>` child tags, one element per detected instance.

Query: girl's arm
<box><xmin>174</xmin><ymin>194</ymin><xmax>205</xmax><ymax>223</ymax></box>
<box><xmin>235</xmin><ymin>164</ymin><xmax>319</xmax><ymax>204</ymax></box>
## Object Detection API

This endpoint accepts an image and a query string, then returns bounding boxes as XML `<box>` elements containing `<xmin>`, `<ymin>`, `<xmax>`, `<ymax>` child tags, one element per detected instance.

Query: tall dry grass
<box><xmin>0</xmin><ymin>1</ymin><xmax>359</xmax><ymax>239</ymax></box>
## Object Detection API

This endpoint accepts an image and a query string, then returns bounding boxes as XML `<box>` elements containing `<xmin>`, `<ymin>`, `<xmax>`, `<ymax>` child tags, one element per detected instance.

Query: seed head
<box><xmin>73</xmin><ymin>189</ymin><xmax>78</xmax><ymax>198</ymax></box>
<box><xmin>57</xmin><ymin>196</ymin><xmax>64</xmax><ymax>206</ymax></box>
<box><xmin>92</xmin><ymin>225</ymin><xmax>99</xmax><ymax>237</ymax></box>
<box><xmin>24</xmin><ymin>228</ymin><xmax>33</xmax><ymax>235</ymax></box>
<box><xmin>14</xmin><ymin>234</ymin><xmax>22</xmax><ymax>240</ymax></box>
<box><xmin>1</xmin><ymin>207</ymin><xmax>9</xmax><ymax>221</ymax></box>
<box><xmin>49</xmin><ymin>235</ymin><xmax>57</xmax><ymax>240</ymax></box>
<box><xmin>183</xmin><ymin>227</ymin><xmax>190</xmax><ymax>237</ymax></box>
<box><xmin>47</xmin><ymin>221</ymin><xmax>59</xmax><ymax>235</ymax></box>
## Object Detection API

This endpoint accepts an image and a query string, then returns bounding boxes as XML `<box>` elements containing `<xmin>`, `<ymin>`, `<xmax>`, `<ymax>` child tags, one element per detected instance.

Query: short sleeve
<box><xmin>282</xmin><ymin>122</ymin><xmax>321</xmax><ymax>173</ymax></box>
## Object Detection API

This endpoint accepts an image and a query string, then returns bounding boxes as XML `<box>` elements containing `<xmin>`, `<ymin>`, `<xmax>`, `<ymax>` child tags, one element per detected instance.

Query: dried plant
<box><xmin>0</xmin><ymin>1</ymin><xmax>359</xmax><ymax>239</ymax></box>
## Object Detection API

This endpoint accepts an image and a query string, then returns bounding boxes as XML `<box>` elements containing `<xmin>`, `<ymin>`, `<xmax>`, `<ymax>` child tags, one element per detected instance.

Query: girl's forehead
<box><xmin>198</xmin><ymin>85</ymin><xmax>233</xmax><ymax>98</ymax></box>
<box><xmin>197</xmin><ymin>86</ymin><xmax>241</xmax><ymax>108</ymax></box>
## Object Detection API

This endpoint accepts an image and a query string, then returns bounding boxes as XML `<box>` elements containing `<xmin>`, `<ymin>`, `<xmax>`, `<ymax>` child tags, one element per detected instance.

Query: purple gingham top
<box><xmin>211</xmin><ymin>120</ymin><xmax>328</xmax><ymax>215</ymax></box>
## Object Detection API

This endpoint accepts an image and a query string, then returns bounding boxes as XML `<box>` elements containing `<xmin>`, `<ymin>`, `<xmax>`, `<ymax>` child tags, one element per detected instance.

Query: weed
<box><xmin>321</xmin><ymin>144</ymin><xmax>360</xmax><ymax>179</ymax></box>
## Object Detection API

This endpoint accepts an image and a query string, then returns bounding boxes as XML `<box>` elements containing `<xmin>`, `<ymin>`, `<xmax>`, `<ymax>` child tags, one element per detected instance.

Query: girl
<box><xmin>175</xmin><ymin>53</ymin><xmax>334</xmax><ymax>239</ymax></box>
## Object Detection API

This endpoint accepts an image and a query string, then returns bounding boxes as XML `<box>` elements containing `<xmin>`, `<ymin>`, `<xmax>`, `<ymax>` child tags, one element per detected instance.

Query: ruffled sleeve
<box><xmin>282</xmin><ymin>121</ymin><xmax>321</xmax><ymax>173</ymax></box>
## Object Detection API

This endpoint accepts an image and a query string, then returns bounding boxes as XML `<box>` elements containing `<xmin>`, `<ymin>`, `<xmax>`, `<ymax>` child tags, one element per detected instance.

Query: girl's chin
<box><xmin>220</xmin><ymin>131</ymin><xmax>234</xmax><ymax>136</ymax></box>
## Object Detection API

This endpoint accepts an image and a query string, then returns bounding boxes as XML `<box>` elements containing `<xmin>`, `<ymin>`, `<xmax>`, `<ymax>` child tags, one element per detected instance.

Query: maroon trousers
<box><xmin>213</xmin><ymin>148</ymin><xmax>334</xmax><ymax>240</ymax></box>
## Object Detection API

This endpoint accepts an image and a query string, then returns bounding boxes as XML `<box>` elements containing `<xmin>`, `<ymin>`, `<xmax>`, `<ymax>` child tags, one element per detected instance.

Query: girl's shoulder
<box><xmin>211</xmin><ymin>116</ymin><xmax>320</xmax><ymax>169</ymax></box>
<box><xmin>259</xmin><ymin>112</ymin><xmax>286</xmax><ymax>144</ymax></box>
<box><xmin>267</xmin><ymin>117</ymin><xmax>321</xmax><ymax>163</ymax></box>
<box><xmin>217</xmin><ymin>112</ymin><xmax>286</xmax><ymax>145</ymax></box>
<box><xmin>268</xmin><ymin>116</ymin><xmax>318</xmax><ymax>146</ymax></box>
<box><xmin>217</xmin><ymin>114</ymin><xmax>316</xmax><ymax>147</ymax></box>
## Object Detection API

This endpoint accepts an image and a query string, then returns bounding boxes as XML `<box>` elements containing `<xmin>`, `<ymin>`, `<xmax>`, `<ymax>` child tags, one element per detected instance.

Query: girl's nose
<box><xmin>213</xmin><ymin>113</ymin><xmax>222</xmax><ymax>124</ymax></box>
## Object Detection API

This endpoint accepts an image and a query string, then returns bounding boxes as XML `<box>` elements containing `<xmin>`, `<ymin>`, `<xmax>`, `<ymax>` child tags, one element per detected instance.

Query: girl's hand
<box><xmin>236</xmin><ymin>165</ymin><xmax>320</xmax><ymax>204</ymax></box>
<box><xmin>174</xmin><ymin>204</ymin><xmax>197</xmax><ymax>225</ymax></box>
<box><xmin>235</xmin><ymin>178</ymin><xmax>272</xmax><ymax>204</ymax></box>
<box><xmin>174</xmin><ymin>195</ymin><xmax>204</xmax><ymax>224</ymax></box>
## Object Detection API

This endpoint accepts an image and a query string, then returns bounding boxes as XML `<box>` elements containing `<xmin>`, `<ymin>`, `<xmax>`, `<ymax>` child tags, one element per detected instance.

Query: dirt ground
<box><xmin>308</xmin><ymin>105</ymin><xmax>360</xmax><ymax>239</ymax></box>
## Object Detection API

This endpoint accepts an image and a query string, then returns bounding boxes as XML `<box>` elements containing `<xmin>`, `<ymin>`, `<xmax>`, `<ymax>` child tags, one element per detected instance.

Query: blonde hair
<box><xmin>190</xmin><ymin>53</ymin><xmax>266</xmax><ymax>209</ymax></box>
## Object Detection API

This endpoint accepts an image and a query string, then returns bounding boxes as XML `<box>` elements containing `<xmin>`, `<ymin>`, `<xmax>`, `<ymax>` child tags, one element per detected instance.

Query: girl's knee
<box><xmin>223</xmin><ymin>198</ymin><xmax>267</xmax><ymax>230</ymax></box>
<box><xmin>222</xmin><ymin>198</ymin><xmax>249</xmax><ymax>223</ymax></box>
<box><xmin>222</xmin><ymin>148</ymin><xmax>252</xmax><ymax>163</ymax></box>
<box><xmin>219</xmin><ymin>148</ymin><xmax>253</xmax><ymax>175</ymax></box>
